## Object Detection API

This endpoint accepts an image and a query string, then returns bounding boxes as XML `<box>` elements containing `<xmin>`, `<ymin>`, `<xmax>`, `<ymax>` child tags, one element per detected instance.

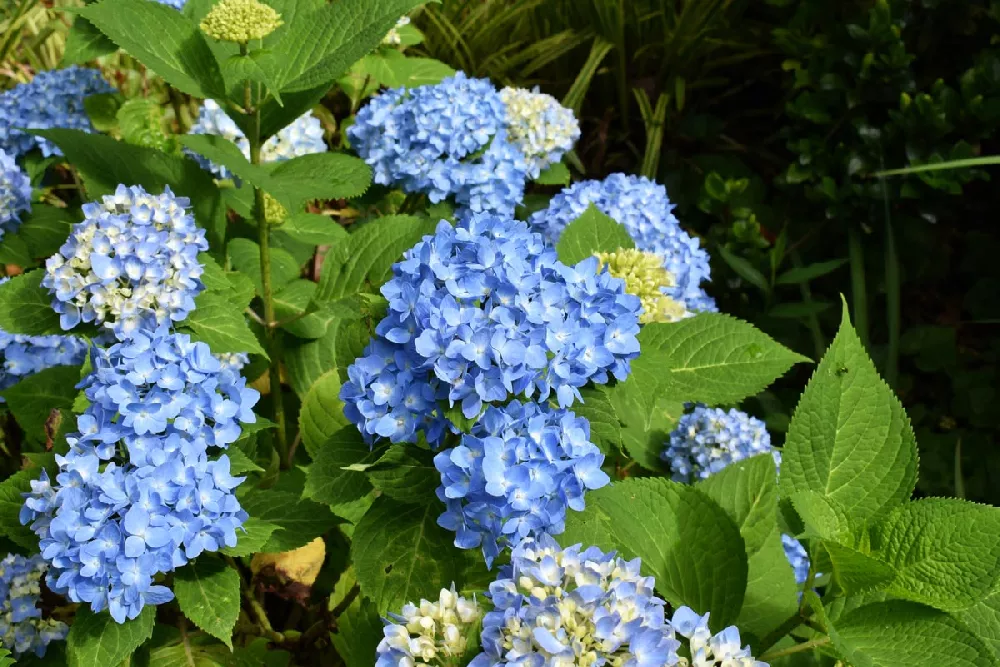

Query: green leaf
<box><xmin>223</xmin><ymin>53</ymin><xmax>283</xmax><ymax>105</ymax></box>
<box><xmin>0</xmin><ymin>471</ymin><xmax>41</xmax><ymax>551</ymax></box>
<box><xmin>268</xmin><ymin>153</ymin><xmax>372</xmax><ymax>208</ymax></box>
<box><xmin>0</xmin><ymin>647</ymin><xmax>13</xmax><ymax>667</ymax></box>
<box><xmin>0</xmin><ymin>270</ymin><xmax>62</xmax><ymax>335</ymax></box>
<box><xmin>739</xmin><ymin>531</ymin><xmax>800</xmax><ymax>641</ymax></box>
<box><xmin>315</xmin><ymin>215</ymin><xmax>437</xmax><ymax>301</ymax></box>
<box><xmin>957</xmin><ymin>589</ymin><xmax>1000</xmax><ymax>661</ymax></box>
<box><xmin>329</xmin><ymin>597</ymin><xmax>384</xmax><ymax>667</ymax></box>
<box><xmin>284</xmin><ymin>317</ymin><xmax>370</xmax><ymax>396</ymax></box>
<box><xmin>227</xmin><ymin>447</ymin><xmax>264</xmax><ymax>475</ymax></box>
<box><xmin>240</xmin><ymin>489</ymin><xmax>338</xmax><ymax>552</ymax></box>
<box><xmin>717</xmin><ymin>245</ymin><xmax>770</xmax><ymax>295</ymax></box>
<box><xmin>822</xmin><ymin>541</ymin><xmax>897</xmax><ymax>595</ymax></box>
<box><xmin>84</xmin><ymin>93</ymin><xmax>122</xmax><ymax>133</ymax></box>
<box><xmin>555</xmin><ymin>204</ymin><xmax>635</xmax><ymax>265</ymax></box>
<box><xmin>221</xmin><ymin>518</ymin><xmax>280</xmax><ymax>558</ymax></box>
<box><xmin>381</xmin><ymin>55</ymin><xmax>455</xmax><ymax>88</ymax></box>
<box><xmin>78</xmin><ymin>0</ymin><xmax>225</xmax><ymax>99</ymax></box>
<box><xmin>66</xmin><ymin>605</ymin><xmax>155</xmax><ymax>667</ymax></box>
<box><xmin>776</xmin><ymin>258</ymin><xmax>849</xmax><ymax>285</ymax></box>
<box><xmin>0</xmin><ymin>234</ymin><xmax>33</xmax><ymax>267</ymax></box>
<box><xmin>570</xmin><ymin>386</ymin><xmax>622</xmax><ymax>456</ymax></box>
<box><xmin>228</xmin><ymin>637</ymin><xmax>291</xmax><ymax>667</ymax></box>
<box><xmin>604</xmin><ymin>369</ymin><xmax>682</xmax><ymax>471</ymax></box>
<box><xmin>1</xmin><ymin>365</ymin><xmax>82</xmax><ymax>443</ymax></box>
<box><xmin>279</xmin><ymin>213</ymin><xmax>348</xmax><ymax>246</ymax></box>
<box><xmin>366</xmin><ymin>445</ymin><xmax>440</xmax><ymax>504</ymax></box>
<box><xmin>62</xmin><ymin>16</ymin><xmax>118</xmax><ymax>65</ymax></box>
<box><xmin>299</xmin><ymin>370</ymin><xmax>350</xmax><ymax>456</ymax></box>
<box><xmin>534</xmin><ymin>161</ymin><xmax>571</xmax><ymax>186</ymax></box>
<box><xmin>636</xmin><ymin>314</ymin><xmax>810</xmax><ymax>405</ymax></box>
<box><xmin>561</xmin><ymin>477</ymin><xmax>747</xmax><ymax>629</ymax></box>
<box><xmin>227</xmin><ymin>237</ymin><xmax>301</xmax><ymax>297</ymax></box>
<box><xmin>303</xmin><ymin>427</ymin><xmax>382</xmax><ymax>518</ymax></box>
<box><xmin>352</xmin><ymin>496</ymin><xmax>471</xmax><ymax>614</ymax></box>
<box><xmin>830</xmin><ymin>600</ymin><xmax>998</xmax><ymax>667</ymax></box>
<box><xmin>174</xmin><ymin>557</ymin><xmax>240</xmax><ymax>649</ymax></box>
<box><xmin>790</xmin><ymin>490</ymin><xmax>855</xmax><ymax>543</ymax></box>
<box><xmin>182</xmin><ymin>291</ymin><xmax>267</xmax><ymax>357</ymax></box>
<box><xmin>16</xmin><ymin>204</ymin><xmax>74</xmax><ymax>260</ymax></box>
<box><xmin>179</xmin><ymin>134</ymin><xmax>283</xmax><ymax>201</ymax></box>
<box><xmin>698</xmin><ymin>453</ymin><xmax>778</xmax><ymax>555</ymax></box>
<box><xmin>780</xmin><ymin>303</ymin><xmax>918</xmax><ymax>523</ymax></box>
<box><xmin>274</xmin><ymin>281</ymin><xmax>360</xmax><ymax>339</ymax></box>
<box><xmin>872</xmin><ymin>499</ymin><xmax>1000</xmax><ymax>612</ymax></box>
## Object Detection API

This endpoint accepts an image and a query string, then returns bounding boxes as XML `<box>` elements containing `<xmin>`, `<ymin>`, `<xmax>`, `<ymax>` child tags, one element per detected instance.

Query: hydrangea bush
<box><xmin>0</xmin><ymin>2</ymin><xmax>992</xmax><ymax>667</ymax></box>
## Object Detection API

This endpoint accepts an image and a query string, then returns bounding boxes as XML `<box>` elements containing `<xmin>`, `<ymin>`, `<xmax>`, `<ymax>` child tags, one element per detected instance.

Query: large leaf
<box><xmin>181</xmin><ymin>290</ymin><xmax>267</xmax><ymax>357</ymax></box>
<box><xmin>179</xmin><ymin>133</ymin><xmax>284</xmax><ymax>202</ymax></box>
<box><xmin>600</xmin><ymin>369</ymin><xmax>682</xmax><ymax>471</ymax></box>
<box><xmin>958</xmin><ymin>589</ymin><xmax>1000</xmax><ymax>661</ymax></box>
<box><xmin>698</xmin><ymin>453</ymin><xmax>778</xmax><ymax>555</ymax></box>
<box><xmin>561</xmin><ymin>477</ymin><xmax>747</xmax><ymax>630</ymax></box>
<box><xmin>268</xmin><ymin>153</ymin><xmax>372</xmax><ymax>208</ymax></box>
<box><xmin>62</xmin><ymin>16</ymin><xmax>118</xmax><ymax>65</ymax></box>
<box><xmin>273</xmin><ymin>280</ymin><xmax>360</xmax><ymax>340</ymax></box>
<box><xmin>66</xmin><ymin>606</ymin><xmax>155</xmax><ymax>667</ymax></box>
<box><xmin>221</xmin><ymin>518</ymin><xmax>279</xmax><ymax>558</ymax></box>
<box><xmin>636</xmin><ymin>314</ymin><xmax>810</xmax><ymax>405</ymax></box>
<box><xmin>872</xmin><ymin>499</ymin><xmax>1000</xmax><ymax>612</ymax></box>
<box><xmin>781</xmin><ymin>303</ymin><xmax>918</xmax><ymax>523</ymax></box>
<box><xmin>174</xmin><ymin>557</ymin><xmax>240</xmax><ymax>649</ymax></box>
<box><xmin>240</xmin><ymin>489</ymin><xmax>338</xmax><ymax>552</ymax></box>
<box><xmin>279</xmin><ymin>213</ymin><xmax>349</xmax><ymax>246</ymax></box>
<box><xmin>227</xmin><ymin>237</ymin><xmax>302</xmax><ymax>297</ymax></box>
<box><xmin>351</xmin><ymin>496</ymin><xmax>471</xmax><ymax>614</ymax></box>
<box><xmin>329</xmin><ymin>597</ymin><xmax>383</xmax><ymax>667</ymax></box>
<box><xmin>78</xmin><ymin>0</ymin><xmax>225</xmax><ymax>99</ymax></box>
<box><xmin>299</xmin><ymin>370</ymin><xmax>350</xmax><ymax>456</ymax></box>
<box><xmin>737</xmin><ymin>531</ymin><xmax>800</xmax><ymax>641</ymax></box>
<box><xmin>14</xmin><ymin>203</ymin><xmax>75</xmax><ymax>261</ymax></box>
<box><xmin>830</xmin><ymin>600</ymin><xmax>998</xmax><ymax>667</ymax></box>
<box><xmin>555</xmin><ymin>204</ymin><xmax>635</xmax><ymax>266</ymax></box>
<box><xmin>1</xmin><ymin>365</ymin><xmax>83</xmax><ymax>444</ymax></box>
<box><xmin>303</xmin><ymin>427</ymin><xmax>382</xmax><ymax>518</ymax></box>
<box><xmin>0</xmin><ymin>270</ymin><xmax>62</xmax><ymax>335</ymax></box>
<box><xmin>365</xmin><ymin>445</ymin><xmax>440</xmax><ymax>505</ymax></box>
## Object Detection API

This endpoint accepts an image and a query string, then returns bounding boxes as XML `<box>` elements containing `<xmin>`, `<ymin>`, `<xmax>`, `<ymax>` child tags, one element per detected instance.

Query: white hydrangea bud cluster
<box><xmin>672</xmin><ymin>607</ymin><xmax>768</xmax><ymax>667</ymax></box>
<box><xmin>499</xmin><ymin>87</ymin><xmax>580</xmax><ymax>178</ymax></box>
<box><xmin>376</xmin><ymin>585</ymin><xmax>481</xmax><ymax>666</ymax></box>
<box><xmin>382</xmin><ymin>16</ymin><xmax>411</xmax><ymax>45</ymax></box>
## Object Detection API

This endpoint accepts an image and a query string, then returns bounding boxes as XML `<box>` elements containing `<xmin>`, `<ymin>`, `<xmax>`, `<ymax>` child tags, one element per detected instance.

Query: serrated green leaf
<box><xmin>872</xmin><ymin>499</ymin><xmax>1000</xmax><ymax>612</ymax></box>
<box><xmin>116</xmin><ymin>98</ymin><xmax>174</xmax><ymax>151</ymax></box>
<box><xmin>570</xmin><ymin>386</ymin><xmax>622</xmax><ymax>457</ymax></box>
<box><xmin>15</xmin><ymin>204</ymin><xmax>74</xmax><ymax>260</ymax></box>
<box><xmin>790</xmin><ymin>490</ymin><xmax>855</xmax><ymax>543</ymax></box>
<box><xmin>561</xmin><ymin>477</ymin><xmax>747</xmax><ymax>629</ymax></box>
<box><xmin>174</xmin><ymin>557</ymin><xmax>240</xmax><ymax>649</ymax></box>
<box><xmin>62</xmin><ymin>16</ymin><xmax>118</xmax><ymax>65</ymax></box>
<box><xmin>821</xmin><ymin>541</ymin><xmax>896</xmax><ymax>595</ymax></box>
<box><xmin>299</xmin><ymin>370</ymin><xmax>350</xmax><ymax>456</ymax></box>
<box><xmin>636</xmin><ymin>314</ymin><xmax>810</xmax><ymax>405</ymax></box>
<box><xmin>352</xmin><ymin>496</ymin><xmax>470</xmax><ymax>614</ymax></box>
<box><xmin>329</xmin><ymin>597</ymin><xmax>383</xmax><ymax>667</ymax></box>
<box><xmin>315</xmin><ymin>215</ymin><xmax>437</xmax><ymax>301</ymax></box>
<box><xmin>222</xmin><ymin>518</ymin><xmax>279</xmax><ymax>557</ymax></box>
<box><xmin>227</xmin><ymin>447</ymin><xmax>263</xmax><ymax>475</ymax></box>
<box><xmin>366</xmin><ymin>445</ymin><xmax>439</xmax><ymax>504</ymax></box>
<box><xmin>182</xmin><ymin>291</ymin><xmax>267</xmax><ymax>357</ymax></box>
<box><xmin>781</xmin><ymin>303</ymin><xmax>918</xmax><ymax>523</ymax></box>
<box><xmin>303</xmin><ymin>428</ymin><xmax>382</xmax><ymax>518</ymax></box>
<box><xmin>284</xmin><ymin>317</ymin><xmax>370</xmax><ymax>396</ymax></box>
<box><xmin>1</xmin><ymin>365</ymin><xmax>82</xmax><ymax>444</ymax></box>
<box><xmin>775</xmin><ymin>258</ymin><xmax>849</xmax><ymax>285</ymax></box>
<box><xmin>0</xmin><ymin>470</ymin><xmax>40</xmax><ymax>551</ymax></box>
<box><xmin>957</xmin><ymin>589</ymin><xmax>1000</xmax><ymax>660</ymax></box>
<box><xmin>0</xmin><ymin>233</ymin><xmax>34</xmax><ymax>267</ymax></box>
<box><xmin>0</xmin><ymin>647</ymin><xmax>13</xmax><ymax>667</ymax></box>
<box><xmin>829</xmin><ymin>600</ymin><xmax>998</xmax><ymax>667</ymax></box>
<box><xmin>67</xmin><ymin>605</ymin><xmax>155</xmax><ymax>667</ymax></box>
<box><xmin>240</xmin><ymin>489</ymin><xmax>338</xmax><ymax>552</ymax></box>
<box><xmin>227</xmin><ymin>237</ymin><xmax>301</xmax><ymax>297</ymax></box>
<box><xmin>534</xmin><ymin>162</ymin><xmax>571</xmax><ymax>186</ymax></box>
<box><xmin>223</xmin><ymin>53</ymin><xmax>283</xmax><ymax>105</ymax></box>
<box><xmin>737</xmin><ymin>530</ymin><xmax>800</xmax><ymax>641</ymax></box>
<box><xmin>555</xmin><ymin>204</ymin><xmax>635</xmax><ymax>265</ymax></box>
<box><xmin>78</xmin><ymin>0</ymin><xmax>225</xmax><ymax>99</ymax></box>
<box><xmin>274</xmin><ymin>280</ymin><xmax>360</xmax><ymax>339</ymax></box>
<box><xmin>698</xmin><ymin>453</ymin><xmax>778</xmax><ymax>555</ymax></box>
<box><xmin>717</xmin><ymin>245</ymin><xmax>770</xmax><ymax>295</ymax></box>
<box><xmin>146</xmin><ymin>644</ymin><xmax>226</xmax><ymax>666</ymax></box>
<box><xmin>180</xmin><ymin>134</ymin><xmax>284</xmax><ymax>202</ymax></box>
<box><xmin>279</xmin><ymin>213</ymin><xmax>348</xmax><ymax>246</ymax></box>
<box><xmin>268</xmin><ymin>153</ymin><xmax>372</xmax><ymax>208</ymax></box>
<box><xmin>381</xmin><ymin>55</ymin><xmax>455</xmax><ymax>87</ymax></box>
<box><xmin>0</xmin><ymin>270</ymin><xmax>62</xmax><ymax>335</ymax></box>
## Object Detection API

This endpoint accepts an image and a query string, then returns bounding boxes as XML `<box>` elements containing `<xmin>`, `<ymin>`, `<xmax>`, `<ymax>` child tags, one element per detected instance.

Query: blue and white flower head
<box><xmin>0</xmin><ymin>149</ymin><xmax>32</xmax><ymax>242</ymax></box>
<box><xmin>215</xmin><ymin>351</ymin><xmax>250</xmax><ymax>374</ymax></box>
<box><xmin>0</xmin><ymin>553</ymin><xmax>69</xmax><ymax>658</ymax></box>
<box><xmin>154</xmin><ymin>0</ymin><xmax>186</xmax><ymax>8</ymax></box>
<box><xmin>662</xmin><ymin>406</ymin><xmax>773</xmax><ymax>483</ymax></box>
<box><xmin>0</xmin><ymin>66</ymin><xmax>113</xmax><ymax>158</ymax></box>
<box><xmin>529</xmin><ymin>174</ymin><xmax>716</xmax><ymax>313</ymax></box>
<box><xmin>671</xmin><ymin>607</ymin><xmax>768</xmax><ymax>667</ymax></box>
<box><xmin>470</xmin><ymin>534</ymin><xmax>681</xmax><ymax>666</ymax></box>
<box><xmin>340</xmin><ymin>215</ymin><xmax>642</xmax><ymax>447</ymax></box>
<box><xmin>435</xmin><ymin>401</ymin><xmax>609</xmax><ymax>566</ymax></box>
<box><xmin>188</xmin><ymin>100</ymin><xmax>326</xmax><ymax>179</ymax></box>
<box><xmin>498</xmin><ymin>87</ymin><xmax>579</xmax><ymax>179</ymax></box>
<box><xmin>781</xmin><ymin>534</ymin><xmax>811</xmax><ymax>586</ymax></box>
<box><xmin>376</xmin><ymin>585</ymin><xmax>482</xmax><ymax>667</ymax></box>
<box><xmin>20</xmin><ymin>326</ymin><xmax>260</xmax><ymax>623</ymax></box>
<box><xmin>349</xmin><ymin>73</ymin><xmax>529</xmax><ymax>217</ymax></box>
<box><xmin>381</xmin><ymin>16</ymin><xmax>411</xmax><ymax>45</ymax></box>
<box><xmin>42</xmin><ymin>184</ymin><xmax>208</xmax><ymax>337</ymax></box>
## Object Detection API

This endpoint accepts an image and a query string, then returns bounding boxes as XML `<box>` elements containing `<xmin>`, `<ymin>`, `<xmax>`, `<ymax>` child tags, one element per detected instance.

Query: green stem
<box><xmin>847</xmin><ymin>225</ymin><xmax>869</xmax><ymax>348</ymax></box>
<box><xmin>880</xmin><ymin>170</ymin><xmax>900</xmax><ymax>388</ymax></box>
<box><xmin>790</xmin><ymin>249</ymin><xmax>826</xmax><ymax>360</ymax></box>
<box><xmin>759</xmin><ymin>637</ymin><xmax>831</xmax><ymax>662</ymax></box>
<box><xmin>242</xmin><ymin>44</ymin><xmax>289</xmax><ymax>469</ymax></box>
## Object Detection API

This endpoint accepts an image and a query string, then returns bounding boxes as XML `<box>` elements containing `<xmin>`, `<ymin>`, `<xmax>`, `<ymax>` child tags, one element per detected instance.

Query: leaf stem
<box><xmin>225</xmin><ymin>554</ymin><xmax>286</xmax><ymax>644</ymax></box>
<box><xmin>759</xmin><ymin>637</ymin><xmax>831</xmax><ymax>662</ymax></box>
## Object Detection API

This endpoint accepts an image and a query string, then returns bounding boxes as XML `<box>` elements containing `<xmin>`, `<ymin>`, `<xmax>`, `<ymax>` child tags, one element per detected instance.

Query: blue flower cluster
<box><xmin>0</xmin><ymin>553</ymin><xmax>69</xmax><ymax>658</ymax></box>
<box><xmin>21</xmin><ymin>327</ymin><xmax>260</xmax><ymax>623</ymax></box>
<box><xmin>188</xmin><ymin>100</ymin><xmax>326</xmax><ymax>179</ymax></box>
<box><xmin>671</xmin><ymin>606</ymin><xmax>768</xmax><ymax>667</ymax></box>
<box><xmin>376</xmin><ymin>585</ymin><xmax>482</xmax><ymax>667</ymax></box>
<box><xmin>782</xmin><ymin>534</ymin><xmax>811</xmax><ymax>586</ymax></box>
<box><xmin>435</xmin><ymin>401</ymin><xmax>609</xmax><ymax>565</ymax></box>
<box><xmin>42</xmin><ymin>185</ymin><xmax>208</xmax><ymax>337</ymax></box>
<box><xmin>470</xmin><ymin>534</ymin><xmax>681</xmax><ymax>666</ymax></box>
<box><xmin>341</xmin><ymin>215</ymin><xmax>642</xmax><ymax>446</ymax></box>
<box><xmin>0</xmin><ymin>66</ymin><xmax>113</xmax><ymax>159</ymax></box>
<box><xmin>154</xmin><ymin>0</ymin><xmax>186</xmax><ymax>8</ymax></box>
<box><xmin>0</xmin><ymin>149</ymin><xmax>31</xmax><ymax>242</ymax></box>
<box><xmin>662</xmin><ymin>406</ymin><xmax>774</xmax><ymax>482</ymax></box>
<box><xmin>529</xmin><ymin>173</ymin><xmax>716</xmax><ymax>313</ymax></box>
<box><xmin>349</xmin><ymin>73</ymin><xmax>529</xmax><ymax>217</ymax></box>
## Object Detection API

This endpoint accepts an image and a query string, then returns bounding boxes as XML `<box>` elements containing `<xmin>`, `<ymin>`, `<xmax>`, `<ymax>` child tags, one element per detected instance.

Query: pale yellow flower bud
<box><xmin>595</xmin><ymin>248</ymin><xmax>688</xmax><ymax>324</ymax></box>
<box><xmin>200</xmin><ymin>0</ymin><xmax>283</xmax><ymax>43</ymax></box>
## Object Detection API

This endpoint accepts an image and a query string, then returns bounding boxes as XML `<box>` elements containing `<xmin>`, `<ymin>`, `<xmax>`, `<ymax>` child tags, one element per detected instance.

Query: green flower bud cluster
<box><xmin>200</xmin><ymin>0</ymin><xmax>283</xmax><ymax>44</ymax></box>
<box><xmin>596</xmin><ymin>248</ymin><xmax>688</xmax><ymax>324</ymax></box>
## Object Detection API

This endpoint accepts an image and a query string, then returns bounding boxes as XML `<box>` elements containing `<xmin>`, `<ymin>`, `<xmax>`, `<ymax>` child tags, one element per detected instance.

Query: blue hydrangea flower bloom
<box><xmin>529</xmin><ymin>173</ymin><xmax>716</xmax><ymax>313</ymax></box>
<box><xmin>20</xmin><ymin>327</ymin><xmax>260</xmax><ymax>623</ymax></box>
<box><xmin>376</xmin><ymin>585</ymin><xmax>482</xmax><ymax>667</ymax></box>
<box><xmin>670</xmin><ymin>606</ymin><xmax>768</xmax><ymax>666</ymax></box>
<box><xmin>0</xmin><ymin>553</ymin><xmax>69</xmax><ymax>658</ymax></box>
<box><xmin>662</xmin><ymin>406</ymin><xmax>774</xmax><ymax>482</ymax></box>
<box><xmin>349</xmin><ymin>73</ymin><xmax>529</xmax><ymax>217</ymax></box>
<box><xmin>470</xmin><ymin>534</ymin><xmax>682</xmax><ymax>666</ymax></box>
<box><xmin>0</xmin><ymin>149</ymin><xmax>32</xmax><ymax>242</ymax></box>
<box><xmin>188</xmin><ymin>100</ymin><xmax>326</xmax><ymax>179</ymax></box>
<box><xmin>435</xmin><ymin>401</ymin><xmax>609</xmax><ymax>565</ymax></box>
<box><xmin>340</xmin><ymin>215</ymin><xmax>642</xmax><ymax>447</ymax></box>
<box><xmin>42</xmin><ymin>184</ymin><xmax>208</xmax><ymax>337</ymax></box>
<box><xmin>782</xmin><ymin>534</ymin><xmax>811</xmax><ymax>586</ymax></box>
<box><xmin>0</xmin><ymin>66</ymin><xmax>113</xmax><ymax>158</ymax></box>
